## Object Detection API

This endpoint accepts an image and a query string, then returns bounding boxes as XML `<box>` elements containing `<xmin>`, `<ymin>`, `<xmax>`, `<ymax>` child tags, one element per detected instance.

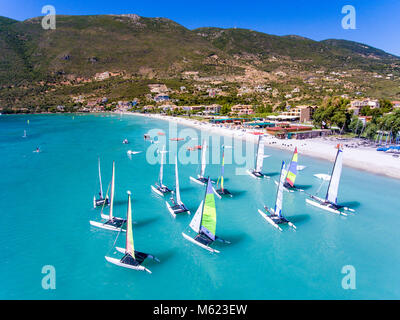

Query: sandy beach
<box><xmin>126</xmin><ymin>112</ymin><xmax>400</xmax><ymax>180</ymax></box>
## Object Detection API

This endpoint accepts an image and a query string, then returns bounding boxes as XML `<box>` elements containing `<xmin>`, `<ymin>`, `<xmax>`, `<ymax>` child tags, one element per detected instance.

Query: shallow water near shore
<box><xmin>1</xmin><ymin>113</ymin><xmax>400</xmax><ymax>299</ymax></box>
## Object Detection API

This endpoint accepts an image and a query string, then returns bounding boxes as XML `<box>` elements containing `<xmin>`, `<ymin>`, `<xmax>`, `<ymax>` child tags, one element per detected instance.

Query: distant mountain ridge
<box><xmin>0</xmin><ymin>14</ymin><xmax>399</xmax><ymax>87</ymax></box>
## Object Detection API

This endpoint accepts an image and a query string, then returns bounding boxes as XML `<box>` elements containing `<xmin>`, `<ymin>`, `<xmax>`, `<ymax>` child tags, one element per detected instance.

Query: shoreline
<box><xmin>126</xmin><ymin>112</ymin><xmax>400</xmax><ymax>180</ymax></box>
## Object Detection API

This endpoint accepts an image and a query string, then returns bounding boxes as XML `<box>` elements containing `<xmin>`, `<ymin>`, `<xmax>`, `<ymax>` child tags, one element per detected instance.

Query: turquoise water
<box><xmin>1</xmin><ymin>113</ymin><xmax>400</xmax><ymax>300</ymax></box>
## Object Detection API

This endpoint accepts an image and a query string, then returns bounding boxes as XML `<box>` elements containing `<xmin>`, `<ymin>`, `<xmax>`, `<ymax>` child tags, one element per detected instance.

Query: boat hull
<box><xmin>93</xmin><ymin>196</ymin><xmax>109</xmax><ymax>208</ymax></box>
<box><xmin>182</xmin><ymin>232</ymin><xmax>219</xmax><ymax>253</ymax></box>
<box><xmin>89</xmin><ymin>220</ymin><xmax>126</xmax><ymax>232</ymax></box>
<box><xmin>246</xmin><ymin>169</ymin><xmax>266</xmax><ymax>179</ymax></box>
<box><xmin>105</xmin><ymin>256</ymin><xmax>151</xmax><ymax>273</ymax></box>
<box><xmin>274</xmin><ymin>180</ymin><xmax>295</xmax><ymax>193</ymax></box>
<box><xmin>257</xmin><ymin>209</ymin><xmax>283</xmax><ymax>231</ymax></box>
<box><xmin>305</xmin><ymin>198</ymin><xmax>347</xmax><ymax>216</ymax></box>
<box><xmin>151</xmin><ymin>185</ymin><xmax>164</xmax><ymax>196</ymax></box>
<box><xmin>166</xmin><ymin>202</ymin><xmax>190</xmax><ymax>217</ymax></box>
<box><xmin>115</xmin><ymin>247</ymin><xmax>160</xmax><ymax>262</ymax></box>
<box><xmin>165</xmin><ymin>202</ymin><xmax>176</xmax><ymax>218</ymax></box>
<box><xmin>189</xmin><ymin>176</ymin><xmax>207</xmax><ymax>185</ymax></box>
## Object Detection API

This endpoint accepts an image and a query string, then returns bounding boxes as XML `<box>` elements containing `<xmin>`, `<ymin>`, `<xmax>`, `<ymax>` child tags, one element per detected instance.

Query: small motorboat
<box><xmin>187</xmin><ymin>145</ymin><xmax>202</xmax><ymax>151</ymax></box>
<box><xmin>122</xmin><ymin>139</ymin><xmax>129</xmax><ymax>144</ymax></box>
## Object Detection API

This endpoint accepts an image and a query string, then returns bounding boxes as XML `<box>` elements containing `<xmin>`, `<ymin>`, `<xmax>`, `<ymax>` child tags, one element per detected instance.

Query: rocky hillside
<box><xmin>0</xmin><ymin>14</ymin><xmax>399</xmax><ymax>110</ymax></box>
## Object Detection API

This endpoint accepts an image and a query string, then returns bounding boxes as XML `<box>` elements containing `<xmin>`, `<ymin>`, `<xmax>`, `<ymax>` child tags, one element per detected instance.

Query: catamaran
<box><xmin>190</xmin><ymin>139</ymin><xmax>209</xmax><ymax>185</ymax></box>
<box><xmin>93</xmin><ymin>158</ymin><xmax>109</xmax><ymax>208</ymax></box>
<box><xmin>306</xmin><ymin>145</ymin><xmax>353</xmax><ymax>215</ymax></box>
<box><xmin>166</xmin><ymin>156</ymin><xmax>191</xmax><ymax>217</ymax></box>
<box><xmin>105</xmin><ymin>191</ymin><xmax>159</xmax><ymax>273</ymax></box>
<box><xmin>216</xmin><ymin>145</ymin><xmax>232</xmax><ymax>197</ymax></box>
<box><xmin>182</xmin><ymin>178</ymin><xmax>230</xmax><ymax>253</ymax></box>
<box><xmin>151</xmin><ymin>146</ymin><xmax>172</xmax><ymax>196</ymax></box>
<box><xmin>90</xmin><ymin>161</ymin><xmax>127</xmax><ymax>231</ymax></box>
<box><xmin>274</xmin><ymin>147</ymin><xmax>302</xmax><ymax>192</ymax></box>
<box><xmin>247</xmin><ymin>135</ymin><xmax>270</xmax><ymax>178</ymax></box>
<box><xmin>258</xmin><ymin>161</ymin><xmax>296</xmax><ymax>231</ymax></box>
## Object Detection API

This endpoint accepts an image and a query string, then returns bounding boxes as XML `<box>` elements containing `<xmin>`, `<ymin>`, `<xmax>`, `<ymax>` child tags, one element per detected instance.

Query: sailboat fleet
<box><xmin>182</xmin><ymin>178</ymin><xmax>230</xmax><ymax>253</ymax></box>
<box><xmin>89</xmin><ymin>135</ymin><xmax>355</xmax><ymax>273</ymax></box>
<box><xmin>305</xmin><ymin>144</ymin><xmax>354</xmax><ymax>215</ymax></box>
<box><xmin>90</xmin><ymin>161</ymin><xmax>127</xmax><ymax>232</ymax></box>
<box><xmin>258</xmin><ymin>161</ymin><xmax>296</xmax><ymax>231</ymax></box>
<box><xmin>215</xmin><ymin>145</ymin><xmax>232</xmax><ymax>197</ymax></box>
<box><xmin>93</xmin><ymin>158</ymin><xmax>109</xmax><ymax>208</ymax></box>
<box><xmin>189</xmin><ymin>139</ymin><xmax>209</xmax><ymax>185</ymax></box>
<box><xmin>247</xmin><ymin>135</ymin><xmax>270</xmax><ymax>178</ymax></box>
<box><xmin>105</xmin><ymin>191</ymin><xmax>159</xmax><ymax>273</ymax></box>
<box><xmin>165</xmin><ymin>156</ymin><xmax>191</xmax><ymax>217</ymax></box>
<box><xmin>151</xmin><ymin>146</ymin><xmax>172</xmax><ymax>196</ymax></box>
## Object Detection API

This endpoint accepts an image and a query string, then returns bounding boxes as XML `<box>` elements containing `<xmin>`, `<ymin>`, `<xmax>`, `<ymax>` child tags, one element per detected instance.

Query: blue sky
<box><xmin>1</xmin><ymin>0</ymin><xmax>399</xmax><ymax>56</ymax></box>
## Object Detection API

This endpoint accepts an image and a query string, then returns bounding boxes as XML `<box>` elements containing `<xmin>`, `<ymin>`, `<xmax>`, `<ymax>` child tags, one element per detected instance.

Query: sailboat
<box><xmin>93</xmin><ymin>158</ymin><xmax>109</xmax><ymax>208</ymax></box>
<box><xmin>258</xmin><ymin>161</ymin><xmax>296</xmax><ymax>231</ymax></box>
<box><xmin>216</xmin><ymin>145</ymin><xmax>232</xmax><ymax>197</ymax></box>
<box><xmin>182</xmin><ymin>178</ymin><xmax>230</xmax><ymax>253</ymax></box>
<box><xmin>166</xmin><ymin>156</ymin><xmax>191</xmax><ymax>217</ymax></box>
<box><xmin>306</xmin><ymin>145</ymin><xmax>352</xmax><ymax>215</ymax></box>
<box><xmin>247</xmin><ymin>136</ymin><xmax>270</xmax><ymax>178</ymax></box>
<box><xmin>90</xmin><ymin>161</ymin><xmax>127</xmax><ymax>231</ymax></box>
<box><xmin>274</xmin><ymin>147</ymin><xmax>301</xmax><ymax>192</ymax></box>
<box><xmin>189</xmin><ymin>139</ymin><xmax>209</xmax><ymax>185</ymax></box>
<box><xmin>22</xmin><ymin>130</ymin><xmax>27</xmax><ymax>138</ymax></box>
<box><xmin>151</xmin><ymin>146</ymin><xmax>172</xmax><ymax>196</ymax></box>
<box><xmin>105</xmin><ymin>191</ymin><xmax>159</xmax><ymax>273</ymax></box>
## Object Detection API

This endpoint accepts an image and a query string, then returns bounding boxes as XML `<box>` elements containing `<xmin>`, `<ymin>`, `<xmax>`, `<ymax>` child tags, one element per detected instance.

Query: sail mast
<box><xmin>274</xmin><ymin>161</ymin><xmax>285</xmax><ymax>217</ymax></box>
<box><xmin>255</xmin><ymin>136</ymin><xmax>264</xmax><ymax>172</ymax></box>
<box><xmin>98</xmin><ymin>158</ymin><xmax>103</xmax><ymax>198</ymax></box>
<box><xmin>125</xmin><ymin>191</ymin><xmax>135</xmax><ymax>258</ymax></box>
<box><xmin>325</xmin><ymin>146</ymin><xmax>343</xmax><ymax>205</ymax></box>
<box><xmin>285</xmin><ymin>148</ymin><xmax>298</xmax><ymax>187</ymax></box>
<box><xmin>109</xmin><ymin>161</ymin><xmax>115</xmax><ymax>219</ymax></box>
<box><xmin>220</xmin><ymin>146</ymin><xmax>225</xmax><ymax>191</ymax></box>
<box><xmin>159</xmin><ymin>146</ymin><xmax>165</xmax><ymax>186</ymax></box>
<box><xmin>254</xmin><ymin>136</ymin><xmax>260</xmax><ymax>170</ymax></box>
<box><xmin>200</xmin><ymin>179</ymin><xmax>217</xmax><ymax>240</ymax></box>
<box><xmin>175</xmin><ymin>156</ymin><xmax>182</xmax><ymax>205</ymax></box>
<box><xmin>200</xmin><ymin>140</ymin><xmax>207</xmax><ymax>177</ymax></box>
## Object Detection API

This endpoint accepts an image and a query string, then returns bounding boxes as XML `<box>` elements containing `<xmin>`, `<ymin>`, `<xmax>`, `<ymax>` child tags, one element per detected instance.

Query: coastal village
<box><xmin>45</xmin><ymin>76</ymin><xmax>398</xmax><ymax>143</ymax></box>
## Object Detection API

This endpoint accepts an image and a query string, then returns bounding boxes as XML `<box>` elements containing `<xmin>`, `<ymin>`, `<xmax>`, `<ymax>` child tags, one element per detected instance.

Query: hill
<box><xmin>0</xmin><ymin>14</ymin><xmax>399</xmax><ymax>111</ymax></box>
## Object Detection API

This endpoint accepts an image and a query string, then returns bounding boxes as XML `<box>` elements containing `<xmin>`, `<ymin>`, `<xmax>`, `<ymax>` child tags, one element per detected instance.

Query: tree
<box><xmin>363</xmin><ymin>122</ymin><xmax>378</xmax><ymax>140</ymax></box>
<box><xmin>379</xmin><ymin>109</ymin><xmax>400</xmax><ymax>137</ymax></box>
<box><xmin>349</xmin><ymin>116</ymin><xmax>364</xmax><ymax>135</ymax></box>
<box><xmin>312</xmin><ymin>97</ymin><xmax>352</xmax><ymax>131</ymax></box>
<box><xmin>220</xmin><ymin>105</ymin><xmax>231</xmax><ymax>115</ymax></box>
<box><xmin>379</xmin><ymin>99</ymin><xmax>393</xmax><ymax>114</ymax></box>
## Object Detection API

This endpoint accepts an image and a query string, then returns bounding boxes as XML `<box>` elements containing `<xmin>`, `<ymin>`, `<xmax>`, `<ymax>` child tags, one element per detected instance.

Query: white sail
<box><xmin>159</xmin><ymin>146</ymin><xmax>165</xmax><ymax>186</ymax></box>
<box><xmin>175</xmin><ymin>156</ymin><xmax>182</xmax><ymax>205</ymax></box>
<box><xmin>189</xmin><ymin>200</ymin><xmax>203</xmax><ymax>233</ymax></box>
<box><xmin>200</xmin><ymin>140</ymin><xmax>207</xmax><ymax>177</ymax></box>
<box><xmin>255</xmin><ymin>136</ymin><xmax>265</xmax><ymax>172</ymax></box>
<box><xmin>109</xmin><ymin>161</ymin><xmax>115</xmax><ymax>219</ymax></box>
<box><xmin>98</xmin><ymin>158</ymin><xmax>103</xmax><ymax>198</ymax></box>
<box><xmin>274</xmin><ymin>162</ymin><xmax>286</xmax><ymax>218</ymax></box>
<box><xmin>326</xmin><ymin>147</ymin><xmax>343</xmax><ymax>205</ymax></box>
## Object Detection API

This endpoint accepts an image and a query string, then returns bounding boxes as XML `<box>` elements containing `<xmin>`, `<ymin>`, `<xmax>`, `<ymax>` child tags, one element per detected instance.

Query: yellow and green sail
<box><xmin>200</xmin><ymin>179</ymin><xmax>217</xmax><ymax>240</ymax></box>
<box><xmin>286</xmin><ymin>148</ymin><xmax>298</xmax><ymax>187</ymax></box>
<box><xmin>125</xmin><ymin>192</ymin><xmax>135</xmax><ymax>258</ymax></box>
